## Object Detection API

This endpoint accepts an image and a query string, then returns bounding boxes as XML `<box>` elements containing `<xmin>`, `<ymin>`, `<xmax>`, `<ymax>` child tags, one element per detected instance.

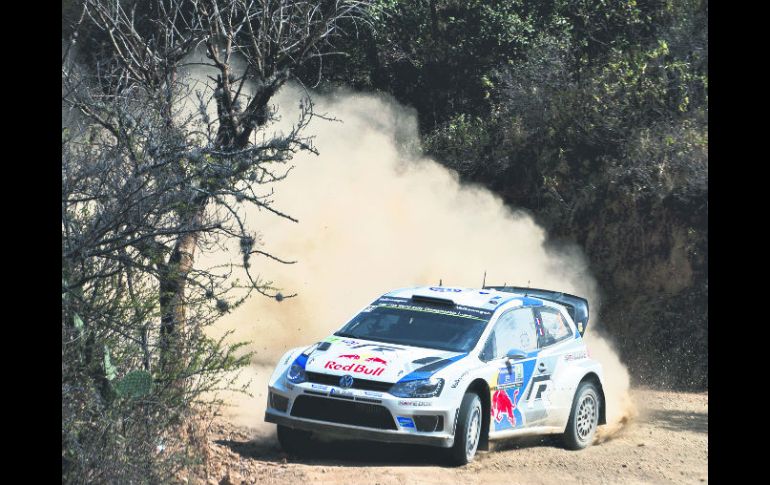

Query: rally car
<box><xmin>264</xmin><ymin>285</ymin><xmax>606</xmax><ymax>464</ymax></box>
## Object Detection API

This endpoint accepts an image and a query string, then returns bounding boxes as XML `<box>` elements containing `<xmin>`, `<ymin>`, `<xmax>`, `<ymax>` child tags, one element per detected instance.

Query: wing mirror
<box><xmin>506</xmin><ymin>348</ymin><xmax>527</xmax><ymax>361</ymax></box>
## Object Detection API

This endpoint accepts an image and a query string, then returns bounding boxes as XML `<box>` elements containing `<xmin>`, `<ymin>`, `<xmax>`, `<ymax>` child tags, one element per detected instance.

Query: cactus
<box><xmin>115</xmin><ymin>370</ymin><xmax>153</xmax><ymax>399</ymax></box>
<box><xmin>103</xmin><ymin>345</ymin><xmax>117</xmax><ymax>381</ymax></box>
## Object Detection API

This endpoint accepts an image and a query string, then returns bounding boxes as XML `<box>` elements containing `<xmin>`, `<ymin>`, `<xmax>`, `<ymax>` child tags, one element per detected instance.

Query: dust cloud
<box><xmin>201</xmin><ymin>85</ymin><xmax>633</xmax><ymax>439</ymax></box>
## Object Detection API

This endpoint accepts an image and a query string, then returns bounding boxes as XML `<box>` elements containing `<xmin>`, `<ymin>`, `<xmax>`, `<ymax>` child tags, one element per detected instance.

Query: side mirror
<box><xmin>506</xmin><ymin>348</ymin><xmax>527</xmax><ymax>361</ymax></box>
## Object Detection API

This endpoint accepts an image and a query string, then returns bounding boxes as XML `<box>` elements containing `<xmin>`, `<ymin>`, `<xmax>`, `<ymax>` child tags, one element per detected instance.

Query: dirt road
<box><xmin>194</xmin><ymin>388</ymin><xmax>707</xmax><ymax>485</ymax></box>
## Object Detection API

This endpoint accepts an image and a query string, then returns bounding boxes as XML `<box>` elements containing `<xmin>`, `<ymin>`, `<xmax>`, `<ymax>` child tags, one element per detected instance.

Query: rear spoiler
<box><xmin>484</xmin><ymin>286</ymin><xmax>590</xmax><ymax>336</ymax></box>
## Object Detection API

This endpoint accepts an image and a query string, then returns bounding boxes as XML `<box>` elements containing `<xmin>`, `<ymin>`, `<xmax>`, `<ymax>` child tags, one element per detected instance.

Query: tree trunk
<box><xmin>158</xmin><ymin>207</ymin><xmax>203</xmax><ymax>373</ymax></box>
<box><xmin>157</xmin><ymin>69</ymin><xmax>289</xmax><ymax>373</ymax></box>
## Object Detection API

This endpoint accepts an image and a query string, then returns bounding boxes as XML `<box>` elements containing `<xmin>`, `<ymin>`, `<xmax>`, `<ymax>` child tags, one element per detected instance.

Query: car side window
<box><xmin>536</xmin><ymin>307</ymin><xmax>573</xmax><ymax>348</ymax></box>
<box><xmin>481</xmin><ymin>308</ymin><xmax>537</xmax><ymax>360</ymax></box>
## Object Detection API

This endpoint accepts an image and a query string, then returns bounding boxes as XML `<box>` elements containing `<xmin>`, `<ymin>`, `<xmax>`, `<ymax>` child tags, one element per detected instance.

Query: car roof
<box><xmin>383</xmin><ymin>285</ymin><xmax>547</xmax><ymax>312</ymax></box>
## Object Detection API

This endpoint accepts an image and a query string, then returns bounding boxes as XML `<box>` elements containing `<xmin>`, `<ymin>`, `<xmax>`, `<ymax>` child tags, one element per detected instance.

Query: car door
<box><xmin>480</xmin><ymin>307</ymin><xmax>540</xmax><ymax>432</ymax></box>
<box><xmin>521</xmin><ymin>305</ymin><xmax>577</xmax><ymax>426</ymax></box>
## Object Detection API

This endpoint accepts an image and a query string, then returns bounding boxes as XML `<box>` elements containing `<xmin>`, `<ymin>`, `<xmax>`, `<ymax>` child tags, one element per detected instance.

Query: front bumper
<box><xmin>265</xmin><ymin>378</ymin><xmax>457</xmax><ymax>448</ymax></box>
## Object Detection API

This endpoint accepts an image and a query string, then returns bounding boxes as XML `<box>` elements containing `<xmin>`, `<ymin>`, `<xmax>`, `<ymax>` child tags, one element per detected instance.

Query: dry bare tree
<box><xmin>62</xmin><ymin>1</ymin><xmax>373</xmax><ymax>481</ymax></box>
<box><xmin>64</xmin><ymin>0</ymin><xmax>371</xmax><ymax>370</ymax></box>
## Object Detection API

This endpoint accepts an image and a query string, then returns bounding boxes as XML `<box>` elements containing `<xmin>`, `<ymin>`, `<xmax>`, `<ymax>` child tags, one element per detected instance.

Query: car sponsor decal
<box><xmin>564</xmin><ymin>351</ymin><xmax>587</xmax><ymax>361</ymax></box>
<box><xmin>525</xmin><ymin>375</ymin><xmax>553</xmax><ymax>409</ymax></box>
<box><xmin>324</xmin><ymin>347</ymin><xmax>394</xmax><ymax>376</ymax></box>
<box><xmin>398</xmin><ymin>400</ymin><xmax>432</xmax><ymax>407</ymax></box>
<box><xmin>323</xmin><ymin>360</ymin><xmax>386</xmax><ymax>376</ymax></box>
<box><xmin>373</xmin><ymin>296</ymin><xmax>494</xmax><ymax>321</ymax></box>
<box><xmin>323</xmin><ymin>336</ymin><xmax>360</xmax><ymax>346</ymax></box>
<box><xmin>336</xmin><ymin>353</ymin><xmax>389</xmax><ymax>365</ymax></box>
<box><xmin>492</xmin><ymin>388</ymin><xmax>520</xmax><ymax>427</ymax></box>
<box><xmin>397</xmin><ymin>416</ymin><xmax>416</xmax><ymax>428</ymax></box>
<box><xmin>521</xmin><ymin>356</ymin><xmax>559</xmax><ymax>417</ymax></box>
<box><xmin>329</xmin><ymin>387</ymin><xmax>354</xmax><ymax>398</ymax></box>
<box><xmin>450</xmin><ymin>369</ymin><xmax>471</xmax><ymax>389</ymax></box>
<box><xmin>490</xmin><ymin>360</ymin><xmax>536</xmax><ymax>431</ymax></box>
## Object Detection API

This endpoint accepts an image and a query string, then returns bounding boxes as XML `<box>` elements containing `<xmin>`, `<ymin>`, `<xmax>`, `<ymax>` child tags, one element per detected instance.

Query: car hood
<box><xmin>303</xmin><ymin>335</ymin><xmax>465</xmax><ymax>383</ymax></box>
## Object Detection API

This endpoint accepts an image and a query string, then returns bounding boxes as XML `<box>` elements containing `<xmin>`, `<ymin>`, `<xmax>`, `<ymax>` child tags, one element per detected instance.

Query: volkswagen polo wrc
<box><xmin>264</xmin><ymin>285</ymin><xmax>606</xmax><ymax>464</ymax></box>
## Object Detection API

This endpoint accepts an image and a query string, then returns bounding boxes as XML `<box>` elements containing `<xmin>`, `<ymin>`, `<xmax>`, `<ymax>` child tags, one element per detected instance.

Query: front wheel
<box><xmin>563</xmin><ymin>381</ymin><xmax>600</xmax><ymax>450</ymax></box>
<box><xmin>448</xmin><ymin>392</ymin><xmax>483</xmax><ymax>465</ymax></box>
<box><xmin>276</xmin><ymin>424</ymin><xmax>313</xmax><ymax>456</ymax></box>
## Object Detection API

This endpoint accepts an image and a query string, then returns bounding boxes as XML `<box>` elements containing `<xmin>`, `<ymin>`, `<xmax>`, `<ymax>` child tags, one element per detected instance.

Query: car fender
<box><xmin>548</xmin><ymin>358</ymin><xmax>605</xmax><ymax>428</ymax></box>
<box><xmin>433</xmin><ymin>359</ymin><xmax>496</xmax><ymax>446</ymax></box>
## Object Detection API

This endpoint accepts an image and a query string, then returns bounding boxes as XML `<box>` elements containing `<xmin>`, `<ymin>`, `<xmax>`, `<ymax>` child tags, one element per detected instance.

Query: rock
<box><xmin>219</xmin><ymin>470</ymin><xmax>242</xmax><ymax>485</ymax></box>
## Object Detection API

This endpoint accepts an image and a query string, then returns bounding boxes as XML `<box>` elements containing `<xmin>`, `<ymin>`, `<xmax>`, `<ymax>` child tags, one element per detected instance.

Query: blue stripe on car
<box><xmin>494</xmin><ymin>296</ymin><xmax>543</xmax><ymax>309</ymax></box>
<box><xmin>493</xmin><ymin>296</ymin><xmax>518</xmax><ymax>308</ymax></box>
<box><xmin>292</xmin><ymin>353</ymin><xmax>308</xmax><ymax>369</ymax></box>
<box><xmin>520</xmin><ymin>296</ymin><xmax>543</xmax><ymax>306</ymax></box>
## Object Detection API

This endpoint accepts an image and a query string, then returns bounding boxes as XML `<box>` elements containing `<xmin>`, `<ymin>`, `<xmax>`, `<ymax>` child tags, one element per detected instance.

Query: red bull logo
<box><xmin>334</xmin><ymin>353</ymin><xmax>388</xmax><ymax>365</ymax></box>
<box><xmin>491</xmin><ymin>388</ymin><xmax>519</xmax><ymax>427</ymax></box>
<box><xmin>365</xmin><ymin>356</ymin><xmax>388</xmax><ymax>365</ymax></box>
<box><xmin>324</xmin><ymin>360</ymin><xmax>386</xmax><ymax>376</ymax></box>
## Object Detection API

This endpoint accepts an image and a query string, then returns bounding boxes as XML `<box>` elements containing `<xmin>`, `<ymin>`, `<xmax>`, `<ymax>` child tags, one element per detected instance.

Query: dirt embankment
<box><xmin>181</xmin><ymin>388</ymin><xmax>707</xmax><ymax>485</ymax></box>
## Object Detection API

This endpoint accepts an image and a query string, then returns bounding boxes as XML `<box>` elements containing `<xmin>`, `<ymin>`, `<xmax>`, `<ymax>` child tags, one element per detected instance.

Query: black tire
<box><xmin>276</xmin><ymin>424</ymin><xmax>313</xmax><ymax>456</ymax></box>
<box><xmin>563</xmin><ymin>381</ymin><xmax>600</xmax><ymax>450</ymax></box>
<box><xmin>448</xmin><ymin>392</ymin><xmax>483</xmax><ymax>466</ymax></box>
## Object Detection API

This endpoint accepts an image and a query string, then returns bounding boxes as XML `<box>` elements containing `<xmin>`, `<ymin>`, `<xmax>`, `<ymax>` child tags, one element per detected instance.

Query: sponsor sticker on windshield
<box><xmin>372</xmin><ymin>296</ymin><xmax>493</xmax><ymax>321</ymax></box>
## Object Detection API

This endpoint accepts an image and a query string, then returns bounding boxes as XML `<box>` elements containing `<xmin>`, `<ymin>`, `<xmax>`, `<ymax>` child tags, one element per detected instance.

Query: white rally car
<box><xmin>264</xmin><ymin>286</ymin><xmax>606</xmax><ymax>464</ymax></box>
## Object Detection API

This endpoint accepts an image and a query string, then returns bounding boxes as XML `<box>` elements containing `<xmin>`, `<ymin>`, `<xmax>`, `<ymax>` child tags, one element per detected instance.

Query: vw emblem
<box><xmin>339</xmin><ymin>375</ymin><xmax>354</xmax><ymax>389</ymax></box>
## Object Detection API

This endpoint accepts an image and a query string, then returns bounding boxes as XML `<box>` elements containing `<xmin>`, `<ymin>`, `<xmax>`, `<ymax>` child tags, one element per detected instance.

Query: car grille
<box><xmin>290</xmin><ymin>395</ymin><xmax>397</xmax><ymax>430</ymax></box>
<box><xmin>305</xmin><ymin>372</ymin><xmax>393</xmax><ymax>393</ymax></box>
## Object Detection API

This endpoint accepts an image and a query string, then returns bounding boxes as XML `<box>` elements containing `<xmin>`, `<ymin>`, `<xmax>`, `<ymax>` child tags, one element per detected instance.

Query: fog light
<box><xmin>269</xmin><ymin>392</ymin><xmax>289</xmax><ymax>412</ymax></box>
<box><xmin>413</xmin><ymin>415</ymin><xmax>444</xmax><ymax>432</ymax></box>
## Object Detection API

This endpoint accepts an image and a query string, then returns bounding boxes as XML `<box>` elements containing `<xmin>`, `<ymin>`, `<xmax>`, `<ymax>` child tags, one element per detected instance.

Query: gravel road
<box><xmin>192</xmin><ymin>387</ymin><xmax>707</xmax><ymax>485</ymax></box>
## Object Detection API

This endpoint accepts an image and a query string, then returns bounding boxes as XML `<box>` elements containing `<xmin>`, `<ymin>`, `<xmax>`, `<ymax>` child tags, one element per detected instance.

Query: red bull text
<box><xmin>324</xmin><ymin>360</ymin><xmax>386</xmax><ymax>376</ymax></box>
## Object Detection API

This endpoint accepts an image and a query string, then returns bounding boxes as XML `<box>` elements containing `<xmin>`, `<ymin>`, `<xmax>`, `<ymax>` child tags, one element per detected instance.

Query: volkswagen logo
<box><xmin>339</xmin><ymin>375</ymin><xmax>354</xmax><ymax>389</ymax></box>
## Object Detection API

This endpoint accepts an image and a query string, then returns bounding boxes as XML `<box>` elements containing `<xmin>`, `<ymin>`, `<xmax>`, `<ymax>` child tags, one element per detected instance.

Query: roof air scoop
<box><xmin>410</xmin><ymin>294</ymin><xmax>456</xmax><ymax>306</ymax></box>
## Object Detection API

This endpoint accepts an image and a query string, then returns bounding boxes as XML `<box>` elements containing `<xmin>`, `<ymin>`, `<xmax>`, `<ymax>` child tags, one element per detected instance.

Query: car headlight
<box><xmin>390</xmin><ymin>377</ymin><xmax>444</xmax><ymax>398</ymax></box>
<box><xmin>286</xmin><ymin>363</ymin><xmax>306</xmax><ymax>384</ymax></box>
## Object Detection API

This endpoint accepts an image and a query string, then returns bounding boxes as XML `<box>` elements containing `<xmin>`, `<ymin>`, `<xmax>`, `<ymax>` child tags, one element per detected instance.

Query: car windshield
<box><xmin>334</xmin><ymin>297</ymin><xmax>492</xmax><ymax>352</ymax></box>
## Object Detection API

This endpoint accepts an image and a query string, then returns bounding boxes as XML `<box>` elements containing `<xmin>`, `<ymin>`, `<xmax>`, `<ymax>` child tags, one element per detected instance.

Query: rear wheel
<box><xmin>276</xmin><ymin>424</ymin><xmax>313</xmax><ymax>456</ymax></box>
<box><xmin>563</xmin><ymin>381</ymin><xmax>600</xmax><ymax>450</ymax></box>
<box><xmin>448</xmin><ymin>392</ymin><xmax>483</xmax><ymax>465</ymax></box>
